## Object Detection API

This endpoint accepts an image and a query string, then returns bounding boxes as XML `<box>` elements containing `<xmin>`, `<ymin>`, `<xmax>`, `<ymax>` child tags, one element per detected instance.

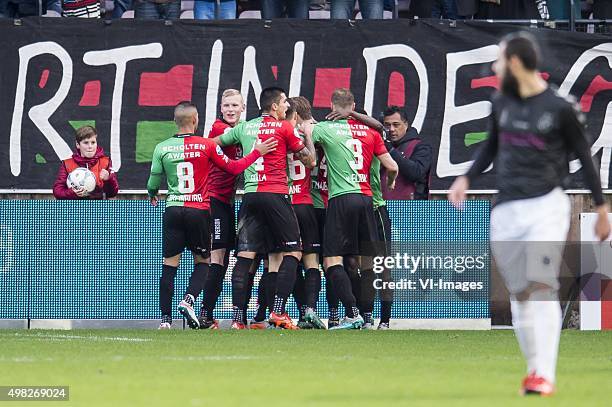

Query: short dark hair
<box><xmin>286</xmin><ymin>103</ymin><xmax>296</xmax><ymax>119</ymax></box>
<box><xmin>260</xmin><ymin>87</ymin><xmax>286</xmax><ymax>112</ymax></box>
<box><xmin>501</xmin><ymin>32</ymin><xmax>540</xmax><ymax>71</ymax></box>
<box><xmin>331</xmin><ymin>88</ymin><xmax>354</xmax><ymax>109</ymax></box>
<box><xmin>75</xmin><ymin>125</ymin><xmax>97</xmax><ymax>143</ymax></box>
<box><xmin>174</xmin><ymin>101</ymin><xmax>198</xmax><ymax>127</ymax></box>
<box><xmin>382</xmin><ymin>106</ymin><xmax>408</xmax><ymax>122</ymax></box>
<box><xmin>288</xmin><ymin>96</ymin><xmax>312</xmax><ymax>120</ymax></box>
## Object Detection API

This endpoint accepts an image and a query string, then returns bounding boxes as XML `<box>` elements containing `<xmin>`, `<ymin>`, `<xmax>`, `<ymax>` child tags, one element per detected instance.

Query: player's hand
<box><xmin>99</xmin><ymin>169</ymin><xmax>110</xmax><ymax>181</ymax></box>
<box><xmin>255</xmin><ymin>138</ymin><xmax>278</xmax><ymax>155</ymax></box>
<box><xmin>325</xmin><ymin>107</ymin><xmax>352</xmax><ymax>121</ymax></box>
<box><xmin>72</xmin><ymin>187</ymin><xmax>89</xmax><ymax>198</ymax></box>
<box><xmin>594</xmin><ymin>206</ymin><xmax>611</xmax><ymax>241</ymax></box>
<box><xmin>300</xmin><ymin>122</ymin><xmax>314</xmax><ymax>137</ymax></box>
<box><xmin>150</xmin><ymin>196</ymin><xmax>159</xmax><ymax>207</ymax></box>
<box><xmin>387</xmin><ymin>178</ymin><xmax>396</xmax><ymax>190</ymax></box>
<box><xmin>448</xmin><ymin>175</ymin><xmax>469</xmax><ymax>209</ymax></box>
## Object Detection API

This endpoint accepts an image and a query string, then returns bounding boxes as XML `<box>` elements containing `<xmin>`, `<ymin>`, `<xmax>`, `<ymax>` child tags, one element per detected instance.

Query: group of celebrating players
<box><xmin>147</xmin><ymin>86</ymin><xmax>398</xmax><ymax>330</ymax></box>
<box><xmin>144</xmin><ymin>32</ymin><xmax>612</xmax><ymax>395</ymax></box>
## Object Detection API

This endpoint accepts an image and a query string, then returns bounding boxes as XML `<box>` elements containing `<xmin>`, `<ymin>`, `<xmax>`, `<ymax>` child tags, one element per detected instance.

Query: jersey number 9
<box><xmin>345</xmin><ymin>139</ymin><xmax>363</xmax><ymax>171</ymax></box>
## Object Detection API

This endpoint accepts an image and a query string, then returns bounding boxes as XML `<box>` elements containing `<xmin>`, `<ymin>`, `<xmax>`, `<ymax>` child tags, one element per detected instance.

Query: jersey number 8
<box><xmin>177</xmin><ymin>162</ymin><xmax>195</xmax><ymax>194</ymax></box>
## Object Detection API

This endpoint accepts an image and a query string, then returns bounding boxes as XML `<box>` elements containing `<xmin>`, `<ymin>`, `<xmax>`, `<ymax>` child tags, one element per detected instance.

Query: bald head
<box><xmin>174</xmin><ymin>101</ymin><xmax>198</xmax><ymax>130</ymax></box>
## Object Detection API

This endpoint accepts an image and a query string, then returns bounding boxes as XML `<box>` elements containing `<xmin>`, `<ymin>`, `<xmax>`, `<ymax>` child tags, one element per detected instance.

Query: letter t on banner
<box><xmin>83</xmin><ymin>43</ymin><xmax>163</xmax><ymax>171</ymax></box>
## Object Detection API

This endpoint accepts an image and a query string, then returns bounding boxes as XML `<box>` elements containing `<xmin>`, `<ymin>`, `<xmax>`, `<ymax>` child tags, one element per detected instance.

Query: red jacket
<box><xmin>53</xmin><ymin>147</ymin><xmax>119</xmax><ymax>200</ymax></box>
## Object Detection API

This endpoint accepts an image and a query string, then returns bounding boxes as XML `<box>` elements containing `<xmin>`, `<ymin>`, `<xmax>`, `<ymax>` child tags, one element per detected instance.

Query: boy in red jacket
<box><xmin>53</xmin><ymin>126</ymin><xmax>119</xmax><ymax>200</ymax></box>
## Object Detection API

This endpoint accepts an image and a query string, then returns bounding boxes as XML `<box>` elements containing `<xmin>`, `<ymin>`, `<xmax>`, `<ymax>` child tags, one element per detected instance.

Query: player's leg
<box><xmin>199</xmin><ymin>198</ymin><xmax>235</xmax><ymax>329</ymax></box>
<box><xmin>375</xmin><ymin>205</ymin><xmax>393</xmax><ymax>329</ymax></box>
<box><xmin>232</xmin><ymin>193</ymin><xmax>268</xmax><ymax>329</ymax></box>
<box><xmin>198</xmin><ymin>247</ymin><xmax>226</xmax><ymax>329</ymax></box>
<box><xmin>317</xmin><ymin>206</ymin><xmax>339</xmax><ymax>326</ymax></box>
<box><xmin>243</xmin><ymin>257</ymin><xmax>260</xmax><ymax>325</ymax></box>
<box><xmin>344</xmin><ymin>255</ymin><xmax>361</xmax><ymax>315</ymax></box>
<box><xmin>356</xmin><ymin>196</ymin><xmax>379</xmax><ymax>329</ymax></box>
<box><xmin>323</xmin><ymin>194</ymin><xmax>363</xmax><ymax>329</ymax></box>
<box><xmin>251</xmin><ymin>257</ymin><xmax>269</xmax><ymax>328</ymax></box>
<box><xmin>178</xmin><ymin>208</ymin><xmax>213</xmax><ymax>329</ymax></box>
<box><xmin>159</xmin><ymin>207</ymin><xmax>185</xmax><ymax>329</ymax></box>
<box><xmin>263</xmin><ymin>194</ymin><xmax>303</xmax><ymax>329</ymax></box>
<box><xmin>294</xmin><ymin>204</ymin><xmax>325</xmax><ymax>328</ymax></box>
<box><xmin>292</xmin><ymin>262</ymin><xmax>309</xmax><ymax>327</ymax></box>
<box><xmin>269</xmin><ymin>250</ymin><xmax>303</xmax><ymax>329</ymax></box>
<box><xmin>160</xmin><ymin>255</ymin><xmax>181</xmax><ymax>329</ymax></box>
<box><xmin>492</xmin><ymin>189</ymin><xmax>569</xmax><ymax>396</ymax></box>
<box><xmin>359</xmin><ymin>256</ymin><xmax>376</xmax><ymax>329</ymax></box>
<box><xmin>302</xmin><ymin>252</ymin><xmax>325</xmax><ymax>329</ymax></box>
<box><xmin>325</xmin><ymin>274</ymin><xmax>340</xmax><ymax>328</ymax></box>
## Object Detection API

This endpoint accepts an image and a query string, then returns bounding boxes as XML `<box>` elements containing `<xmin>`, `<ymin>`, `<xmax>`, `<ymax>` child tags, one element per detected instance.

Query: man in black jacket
<box><xmin>381</xmin><ymin>106</ymin><xmax>432</xmax><ymax>200</ymax></box>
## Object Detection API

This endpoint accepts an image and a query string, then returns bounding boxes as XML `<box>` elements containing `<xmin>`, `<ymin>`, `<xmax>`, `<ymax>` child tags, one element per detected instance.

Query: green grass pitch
<box><xmin>0</xmin><ymin>330</ymin><xmax>610</xmax><ymax>406</ymax></box>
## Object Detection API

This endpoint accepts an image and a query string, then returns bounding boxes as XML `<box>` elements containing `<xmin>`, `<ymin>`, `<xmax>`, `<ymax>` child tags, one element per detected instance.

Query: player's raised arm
<box><xmin>209</xmin><ymin>138</ymin><xmax>277</xmax><ymax>175</ymax></box>
<box><xmin>216</xmin><ymin>122</ymin><xmax>243</xmax><ymax>146</ymax></box>
<box><xmin>449</xmin><ymin>109</ymin><xmax>499</xmax><ymax>208</ymax></box>
<box><xmin>560</xmin><ymin>103</ymin><xmax>610</xmax><ymax>241</ymax></box>
<box><xmin>326</xmin><ymin>108</ymin><xmax>384</xmax><ymax>133</ymax></box>
<box><xmin>295</xmin><ymin>131</ymin><xmax>316</xmax><ymax>169</ymax></box>
<box><xmin>286</xmin><ymin>121</ymin><xmax>315</xmax><ymax>168</ymax></box>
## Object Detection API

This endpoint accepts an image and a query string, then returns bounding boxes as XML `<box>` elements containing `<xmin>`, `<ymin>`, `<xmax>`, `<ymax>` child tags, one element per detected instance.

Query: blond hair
<box><xmin>331</xmin><ymin>88</ymin><xmax>354</xmax><ymax>109</ymax></box>
<box><xmin>222</xmin><ymin>89</ymin><xmax>243</xmax><ymax>100</ymax></box>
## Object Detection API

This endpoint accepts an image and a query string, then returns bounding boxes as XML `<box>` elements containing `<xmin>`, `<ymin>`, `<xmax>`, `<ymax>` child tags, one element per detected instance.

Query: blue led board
<box><xmin>0</xmin><ymin>200</ymin><xmax>489</xmax><ymax>320</ymax></box>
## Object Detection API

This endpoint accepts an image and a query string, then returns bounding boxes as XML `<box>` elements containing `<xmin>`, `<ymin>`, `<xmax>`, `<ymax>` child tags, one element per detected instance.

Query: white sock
<box><xmin>532</xmin><ymin>298</ymin><xmax>562</xmax><ymax>383</ymax></box>
<box><xmin>510</xmin><ymin>299</ymin><xmax>537</xmax><ymax>374</ymax></box>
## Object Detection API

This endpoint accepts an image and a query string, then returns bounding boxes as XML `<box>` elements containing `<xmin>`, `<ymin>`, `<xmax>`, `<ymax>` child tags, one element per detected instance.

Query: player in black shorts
<box><xmin>198</xmin><ymin>89</ymin><xmax>244</xmax><ymax>329</ymax></box>
<box><xmin>216</xmin><ymin>87</ymin><xmax>316</xmax><ymax>329</ymax></box>
<box><xmin>147</xmin><ymin>102</ymin><xmax>274</xmax><ymax>330</ymax></box>
<box><xmin>286</xmin><ymin>97</ymin><xmax>326</xmax><ymax>329</ymax></box>
<box><xmin>303</xmin><ymin>89</ymin><xmax>398</xmax><ymax>330</ymax></box>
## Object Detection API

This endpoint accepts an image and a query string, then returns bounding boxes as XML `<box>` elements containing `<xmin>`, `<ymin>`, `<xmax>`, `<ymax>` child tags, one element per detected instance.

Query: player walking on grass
<box><xmin>147</xmin><ymin>101</ymin><xmax>276</xmax><ymax>330</ymax></box>
<box><xmin>303</xmin><ymin>88</ymin><xmax>398</xmax><ymax>330</ymax></box>
<box><xmin>449</xmin><ymin>32</ymin><xmax>611</xmax><ymax>396</ymax></box>
<box><xmin>197</xmin><ymin>89</ymin><xmax>245</xmax><ymax>329</ymax></box>
<box><xmin>216</xmin><ymin>87</ymin><xmax>316</xmax><ymax>330</ymax></box>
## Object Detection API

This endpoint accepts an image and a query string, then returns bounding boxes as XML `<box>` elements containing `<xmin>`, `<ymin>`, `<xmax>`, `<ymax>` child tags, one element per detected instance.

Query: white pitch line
<box><xmin>7</xmin><ymin>333</ymin><xmax>152</xmax><ymax>342</ymax></box>
<box><xmin>161</xmin><ymin>356</ymin><xmax>257</xmax><ymax>361</ymax></box>
<box><xmin>0</xmin><ymin>356</ymin><xmax>56</xmax><ymax>363</ymax></box>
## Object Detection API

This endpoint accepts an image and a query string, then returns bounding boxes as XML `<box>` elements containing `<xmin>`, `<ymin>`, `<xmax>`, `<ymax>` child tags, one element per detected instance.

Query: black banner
<box><xmin>1</xmin><ymin>18</ymin><xmax>612</xmax><ymax>191</ymax></box>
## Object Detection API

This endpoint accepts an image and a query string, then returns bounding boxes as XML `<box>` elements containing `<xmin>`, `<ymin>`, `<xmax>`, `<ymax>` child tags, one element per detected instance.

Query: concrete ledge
<box><xmin>0</xmin><ymin>319</ymin><xmax>28</xmax><ymax>329</ymax></box>
<box><xmin>388</xmin><ymin>318</ymin><xmax>491</xmax><ymax>330</ymax></box>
